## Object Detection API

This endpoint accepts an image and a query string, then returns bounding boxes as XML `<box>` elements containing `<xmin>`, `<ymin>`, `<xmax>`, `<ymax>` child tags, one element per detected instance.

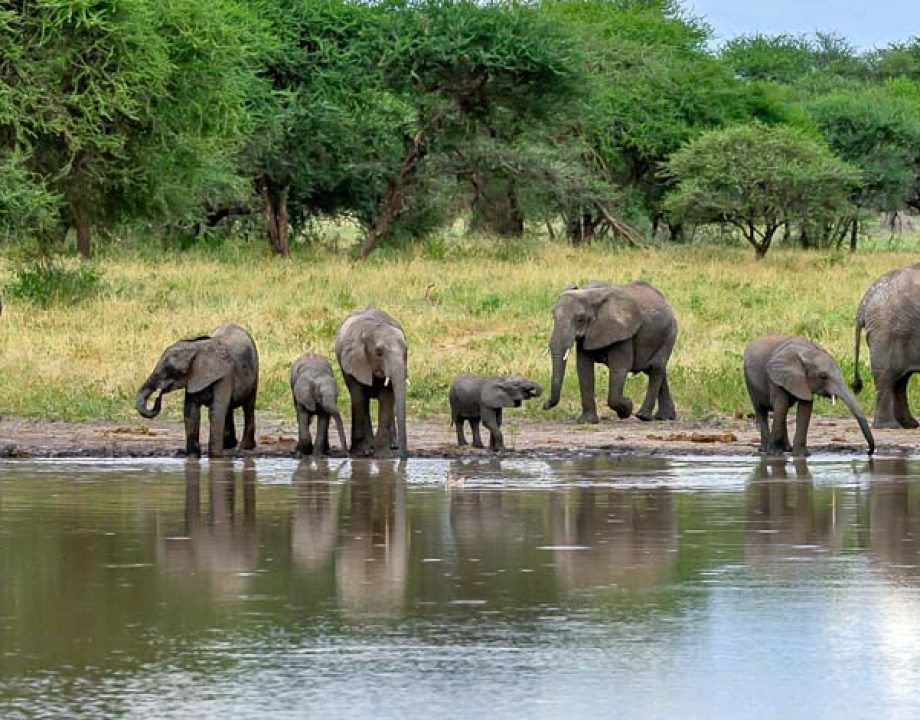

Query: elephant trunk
<box><xmin>544</xmin><ymin>350</ymin><xmax>568</xmax><ymax>410</ymax></box>
<box><xmin>332</xmin><ymin>410</ymin><xmax>348</xmax><ymax>453</ymax></box>
<box><xmin>135</xmin><ymin>384</ymin><xmax>162</xmax><ymax>419</ymax></box>
<box><xmin>837</xmin><ymin>386</ymin><xmax>875</xmax><ymax>455</ymax></box>
<box><xmin>852</xmin><ymin>318</ymin><xmax>864</xmax><ymax>393</ymax></box>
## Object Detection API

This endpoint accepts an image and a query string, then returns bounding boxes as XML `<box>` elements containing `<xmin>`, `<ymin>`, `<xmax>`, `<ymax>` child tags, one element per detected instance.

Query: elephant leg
<box><xmin>791</xmin><ymin>400</ymin><xmax>813</xmax><ymax>457</ymax></box>
<box><xmin>754</xmin><ymin>405</ymin><xmax>771</xmax><ymax>453</ymax></box>
<box><xmin>605</xmin><ymin>343</ymin><xmax>634</xmax><ymax>419</ymax></box>
<box><xmin>314</xmin><ymin>414</ymin><xmax>330</xmax><ymax>457</ymax></box>
<box><xmin>295</xmin><ymin>406</ymin><xmax>314</xmax><ymax>456</ymax></box>
<box><xmin>240</xmin><ymin>394</ymin><xmax>256</xmax><ymax>450</ymax></box>
<box><xmin>893</xmin><ymin>374</ymin><xmax>919</xmax><ymax>428</ymax></box>
<box><xmin>455</xmin><ymin>417</ymin><xmax>468</xmax><ymax>446</ymax></box>
<box><xmin>654</xmin><ymin>374</ymin><xmax>677</xmax><ymax>420</ymax></box>
<box><xmin>347</xmin><ymin>381</ymin><xmax>373</xmax><ymax>456</ymax></box>
<box><xmin>636</xmin><ymin>367</ymin><xmax>665</xmax><ymax>421</ymax></box>
<box><xmin>575</xmin><ymin>348</ymin><xmax>599</xmax><ymax>424</ymax></box>
<box><xmin>768</xmin><ymin>388</ymin><xmax>791</xmax><ymax>455</ymax></box>
<box><xmin>481</xmin><ymin>407</ymin><xmax>504</xmax><ymax>452</ymax></box>
<box><xmin>470</xmin><ymin>419</ymin><xmax>484</xmax><ymax>448</ymax></box>
<box><xmin>375</xmin><ymin>388</ymin><xmax>396</xmax><ymax>453</ymax></box>
<box><xmin>872</xmin><ymin>369</ymin><xmax>900</xmax><ymax>428</ymax></box>
<box><xmin>207</xmin><ymin>383</ymin><xmax>231</xmax><ymax>457</ymax></box>
<box><xmin>223</xmin><ymin>407</ymin><xmax>238</xmax><ymax>450</ymax></box>
<box><xmin>183</xmin><ymin>396</ymin><xmax>202</xmax><ymax>457</ymax></box>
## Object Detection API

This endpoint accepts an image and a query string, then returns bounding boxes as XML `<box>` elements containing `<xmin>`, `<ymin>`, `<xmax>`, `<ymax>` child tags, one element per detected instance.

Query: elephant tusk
<box><xmin>831</xmin><ymin>395</ymin><xmax>837</xmax><ymax>406</ymax></box>
<box><xmin>385</xmin><ymin>376</ymin><xmax>390</xmax><ymax>387</ymax></box>
<box><xmin>563</xmin><ymin>349</ymin><xmax>570</xmax><ymax>362</ymax></box>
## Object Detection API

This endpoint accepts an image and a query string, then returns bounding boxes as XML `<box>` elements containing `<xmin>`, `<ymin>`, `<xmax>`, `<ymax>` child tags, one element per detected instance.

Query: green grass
<box><xmin>2</xmin><ymin>233</ymin><xmax>920</xmax><ymax>424</ymax></box>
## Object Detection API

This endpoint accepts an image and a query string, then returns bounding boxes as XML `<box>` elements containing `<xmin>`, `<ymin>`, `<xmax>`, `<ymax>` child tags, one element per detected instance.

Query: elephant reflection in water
<box><xmin>867</xmin><ymin>458</ymin><xmax>920</xmax><ymax>581</ymax></box>
<box><xmin>291</xmin><ymin>459</ymin><xmax>344</xmax><ymax>573</ymax></box>
<box><xmin>334</xmin><ymin>460</ymin><xmax>409</xmax><ymax>616</ymax></box>
<box><xmin>548</xmin><ymin>465</ymin><xmax>678</xmax><ymax>594</ymax></box>
<box><xmin>744</xmin><ymin>457</ymin><xmax>850</xmax><ymax>566</ymax></box>
<box><xmin>158</xmin><ymin>459</ymin><xmax>258</xmax><ymax>601</ymax></box>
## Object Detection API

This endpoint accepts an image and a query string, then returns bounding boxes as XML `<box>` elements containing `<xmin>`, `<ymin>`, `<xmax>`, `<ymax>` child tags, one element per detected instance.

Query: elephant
<box><xmin>542</xmin><ymin>280</ymin><xmax>678</xmax><ymax>423</ymax></box>
<box><xmin>290</xmin><ymin>353</ymin><xmax>348</xmax><ymax>457</ymax></box>
<box><xmin>448</xmin><ymin>374</ymin><xmax>543</xmax><ymax>451</ymax></box>
<box><xmin>744</xmin><ymin>333</ymin><xmax>874</xmax><ymax>456</ymax></box>
<box><xmin>335</xmin><ymin>307</ymin><xmax>408</xmax><ymax>459</ymax></box>
<box><xmin>136</xmin><ymin>323</ymin><xmax>259</xmax><ymax>457</ymax></box>
<box><xmin>853</xmin><ymin>263</ymin><xmax>920</xmax><ymax>428</ymax></box>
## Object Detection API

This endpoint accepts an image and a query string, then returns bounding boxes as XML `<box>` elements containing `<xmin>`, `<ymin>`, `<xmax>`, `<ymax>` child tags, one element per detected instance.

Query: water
<box><xmin>1</xmin><ymin>455</ymin><xmax>919</xmax><ymax>719</ymax></box>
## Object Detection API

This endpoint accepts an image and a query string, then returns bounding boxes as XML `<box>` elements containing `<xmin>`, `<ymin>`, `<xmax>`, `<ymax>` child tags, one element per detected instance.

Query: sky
<box><xmin>685</xmin><ymin>0</ymin><xmax>919</xmax><ymax>50</ymax></box>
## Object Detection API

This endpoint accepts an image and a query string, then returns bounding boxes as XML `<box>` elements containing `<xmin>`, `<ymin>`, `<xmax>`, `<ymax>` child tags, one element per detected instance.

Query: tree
<box><xmin>663</xmin><ymin>123</ymin><xmax>861</xmax><ymax>259</ymax></box>
<box><xmin>1</xmin><ymin>1</ymin><xmax>265</xmax><ymax>258</ymax></box>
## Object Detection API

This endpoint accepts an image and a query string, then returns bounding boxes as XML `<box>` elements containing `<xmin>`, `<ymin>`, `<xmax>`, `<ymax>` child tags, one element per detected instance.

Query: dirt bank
<box><xmin>0</xmin><ymin>412</ymin><xmax>904</xmax><ymax>459</ymax></box>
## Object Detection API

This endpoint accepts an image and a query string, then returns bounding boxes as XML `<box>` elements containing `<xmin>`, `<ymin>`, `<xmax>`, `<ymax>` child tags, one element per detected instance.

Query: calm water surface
<box><xmin>1</xmin><ymin>455</ymin><xmax>919</xmax><ymax>719</ymax></box>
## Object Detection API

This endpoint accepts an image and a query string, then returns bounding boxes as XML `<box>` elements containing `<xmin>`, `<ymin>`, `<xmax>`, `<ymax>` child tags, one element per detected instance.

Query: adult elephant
<box><xmin>542</xmin><ymin>281</ymin><xmax>677</xmax><ymax>423</ymax></box>
<box><xmin>335</xmin><ymin>307</ymin><xmax>408</xmax><ymax>459</ymax></box>
<box><xmin>136</xmin><ymin>324</ymin><xmax>259</xmax><ymax>457</ymax></box>
<box><xmin>853</xmin><ymin>263</ymin><xmax>920</xmax><ymax>428</ymax></box>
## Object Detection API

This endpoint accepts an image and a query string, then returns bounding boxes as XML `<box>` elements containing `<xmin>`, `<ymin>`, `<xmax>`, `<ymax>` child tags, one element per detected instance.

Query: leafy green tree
<box><xmin>663</xmin><ymin>123</ymin><xmax>861</xmax><ymax>258</ymax></box>
<box><xmin>1</xmin><ymin>0</ymin><xmax>264</xmax><ymax>258</ymax></box>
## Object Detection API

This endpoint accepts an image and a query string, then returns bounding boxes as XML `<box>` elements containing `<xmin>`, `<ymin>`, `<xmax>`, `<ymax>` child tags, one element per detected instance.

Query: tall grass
<box><xmin>1</xmin><ymin>237</ymin><xmax>919</xmax><ymax>424</ymax></box>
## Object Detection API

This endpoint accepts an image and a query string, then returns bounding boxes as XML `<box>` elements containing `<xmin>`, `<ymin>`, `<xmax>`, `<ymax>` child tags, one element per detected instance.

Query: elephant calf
<box><xmin>291</xmin><ymin>353</ymin><xmax>347</xmax><ymax>457</ymax></box>
<box><xmin>449</xmin><ymin>374</ymin><xmax>543</xmax><ymax>452</ymax></box>
<box><xmin>743</xmin><ymin>333</ymin><xmax>874</xmax><ymax>457</ymax></box>
<box><xmin>136</xmin><ymin>324</ymin><xmax>259</xmax><ymax>457</ymax></box>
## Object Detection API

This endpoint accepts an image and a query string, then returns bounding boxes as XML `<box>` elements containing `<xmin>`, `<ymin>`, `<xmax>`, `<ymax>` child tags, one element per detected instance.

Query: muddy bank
<box><xmin>0</xmin><ymin>412</ymin><xmax>904</xmax><ymax>459</ymax></box>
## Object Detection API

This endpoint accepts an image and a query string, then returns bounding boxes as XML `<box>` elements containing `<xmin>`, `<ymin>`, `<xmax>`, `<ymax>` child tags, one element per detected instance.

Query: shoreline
<box><xmin>0</xmin><ymin>414</ymin><xmax>897</xmax><ymax>459</ymax></box>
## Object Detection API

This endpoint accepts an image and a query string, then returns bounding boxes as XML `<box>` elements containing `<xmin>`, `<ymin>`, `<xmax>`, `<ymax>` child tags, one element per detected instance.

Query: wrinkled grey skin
<box><xmin>853</xmin><ymin>263</ymin><xmax>920</xmax><ymax>428</ymax></box>
<box><xmin>449</xmin><ymin>374</ymin><xmax>543</xmax><ymax>451</ymax></box>
<box><xmin>542</xmin><ymin>280</ymin><xmax>678</xmax><ymax>423</ymax></box>
<box><xmin>335</xmin><ymin>307</ymin><xmax>408</xmax><ymax>459</ymax></box>
<box><xmin>744</xmin><ymin>333</ymin><xmax>874</xmax><ymax>457</ymax></box>
<box><xmin>290</xmin><ymin>353</ymin><xmax>348</xmax><ymax>457</ymax></box>
<box><xmin>136</xmin><ymin>324</ymin><xmax>259</xmax><ymax>457</ymax></box>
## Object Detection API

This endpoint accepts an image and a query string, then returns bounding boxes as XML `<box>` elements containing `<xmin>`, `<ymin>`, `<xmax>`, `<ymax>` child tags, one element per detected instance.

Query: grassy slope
<box><xmin>1</xmin><ymin>238</ymin><xmax>918</xmax><ymax>425</ymax></box>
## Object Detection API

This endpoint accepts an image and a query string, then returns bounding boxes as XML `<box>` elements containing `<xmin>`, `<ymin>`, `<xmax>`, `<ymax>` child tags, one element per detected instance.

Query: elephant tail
<box><xmin>852</xmin><ymin>316</ymin><xmax>864</xmax><ymax>394</ymax></box>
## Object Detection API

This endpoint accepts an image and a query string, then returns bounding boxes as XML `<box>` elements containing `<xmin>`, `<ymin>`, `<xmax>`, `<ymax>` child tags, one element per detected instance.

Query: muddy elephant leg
<box><xmin>207</xmin><ymin>383</ymin><xmax>231</xmax><ymax>457</ymax></box>
<box><xmin>872</xmin><ymin>368</ymin><xmax>900</xmax><ymax>428</ymax></box>
<box><xmin>240</xmin><ymin>394</ymin><xmax>256</xmax><ymax>450</ymax></box>
<box><xmin>791</xmin><ymin>400</ymin><xmax>813</xmax><ymax>457</ymax></box>
<box><xmin>455</xmin><ymin>417</ymin><xmax>468</xmax><ymax>446</ymax></box>
<box><xmin>636</xmin><ymin>367</ymin><xmax>665</xmax><ymax>421</ymax></box>
<box><xmin>470</xmin><ymin>419</ymin><xmax>484</xmax><ymax>448</ymax></box>
<box><xmin>481</xmin><ymin>407</ymin><xmax>504</xmax><ymax>452</ymax></box>
<box><xmin>314</xmin><ymin>414</ymin><xmax>330</xmax><ymax>457</ymax></box>
<box><xmin>768</xmin><ymin>388</ymin><xmax>791</xmax><ymax>455</ymax></box>
<box><xmin>655</xmin><ymin>374</ymin><xmax>677</xmax><ymax>420</ymax></box>
<box><xmin>753</xmin><ymin>404</ymin><xmax>771</xmax><ymax>453</ymax></box>
<box><xmin>183</xmin><ymin>396</ymin><xmax>202</xmax><ymax>457</ymax></box>
<box><xmin>295</xmin><ymin>406</ymin><xmax>314</xmax><ymax>456</ymax></box>
<box><xmin>347</xmin><ymin>380</ymin><xmax>373</xmax><ymax>456</ymax></box>
<box><xmin>893</xmin><ymin>373</ymin><xmax>919</xmax><ymax>428</ymax></box>
<box><xmin>575</xmin><ymin>348</ymin><xmax>599</xmax><ymax>424</ymax></box>
<box><xmin>375</xmin><ymin>387</ymin><xmax>395</xmax><ymax>454</ymax></box>
<box><xmin>605</xmin><ymin>343</ymin><xmax>634</xmax><ymax>419</ymax></box>
<box><xmin>223</xmin><ymin>407</ymin><xmax>238</xmax><ymax>450</ymax></box>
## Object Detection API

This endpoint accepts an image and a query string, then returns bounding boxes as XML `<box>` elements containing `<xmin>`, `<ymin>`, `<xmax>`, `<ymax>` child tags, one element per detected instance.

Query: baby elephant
<box><xmin>291</xmin><ymin>354</ymin><xmax>348</xmax><ymax>457</ymax></box>
<box><xmin>743</xmin><ymin>333</ymin><xmax>874</xmax><ymax>457</ymax></box>
<box><xmin>449</xmin><ymin>374</ymin><xmax>543</xmax><ymax>451</ymax></box>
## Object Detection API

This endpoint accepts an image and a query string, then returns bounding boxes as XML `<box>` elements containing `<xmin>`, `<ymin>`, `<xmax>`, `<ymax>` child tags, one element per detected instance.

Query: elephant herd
<box><xmin>135</xmin><ymin>263</ymin><xmax>920</xmax><ymax>459</ymax></box>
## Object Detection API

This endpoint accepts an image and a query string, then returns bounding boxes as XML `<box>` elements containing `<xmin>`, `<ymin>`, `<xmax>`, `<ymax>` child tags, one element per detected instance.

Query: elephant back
<box><xmin>860</xmin><ymin>264</ymin><xmax>920</xmax><ymax>341</ymax></box>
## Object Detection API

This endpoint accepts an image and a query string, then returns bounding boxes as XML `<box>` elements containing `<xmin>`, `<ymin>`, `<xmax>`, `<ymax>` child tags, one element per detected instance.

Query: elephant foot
<box><xmin>239</xmin><ymin>438</ymin><xmax>256</xmax><ymax>451</ymax></box>
<box><xmin>635</xmin><ymin>410</ymin><xmax>654</xmax><ymax>422</ymax></box>
<box><xmin>608</xmin><ymin>398</ymin><xmax>633</xmax><ymax>419</ymax></box>
<box><xmin>223</xmin><ymin>437</ymin><xmax>238</xmax><ymax>450</ymax></box>
<box><xmin>185</xmin><ymin>443</ymin><xmax>201</xmax><ymax>458</ymax></box>
<box><xmin>296</xmin><ymin>441</ymin><xmax>314</xmax><ymax>456</ymax></box>
<box><xmin>654</xmin><ymin>410</ymin><xmax>677</xmax><ymax>421</ymax></box>
<box><xmin>575</xmin><ymin>412</ymin><xmax>599</xmax><ymax>425</ymax></box>
<box><xmin>873</xmin><ymin>419</ymin><xmax>902</xmax><ymax>429</ymax></box>
<box><xmin>901</xmin><ymin>416</ymin><xmax>920</xmax><ymax>429</ymax></box>
<box><xmin>472</xmin><ymin>440</ymin><xmax>484</xmax><ymax>449</ymax></box>
<box><xmin>792</xmin><ymin>447</ymin><xmax>810</xmax><ymax>458</ymax></box>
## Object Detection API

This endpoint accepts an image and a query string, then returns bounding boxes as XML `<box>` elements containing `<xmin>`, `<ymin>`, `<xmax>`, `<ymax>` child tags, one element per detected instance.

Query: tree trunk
<box><xmin>260</xmin><ymin>181</ymin><xmax>290</xmax><ymax>258</ymax></box>
<box><xmin>849</xmin><ymin>216</ymin><xmax>859</xmax><ymax>253</ymax></box>
<box><xmin>468</xmin><ymin>174</ymin><xmax>524</xmax><ymax>237</ymax></box>
<box><xmin>74</xmin><ymin>213</ymin><xmax>91</xmax><ymax>260</ymax></box>
<box><xmin>566</xmin><ymin>213</ymin><xmax>599</xmax><ymax>246</ymax></box>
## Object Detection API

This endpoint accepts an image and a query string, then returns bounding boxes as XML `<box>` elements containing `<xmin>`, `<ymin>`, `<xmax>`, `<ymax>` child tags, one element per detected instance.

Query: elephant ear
<box><xmin>482</xmin><ymin>378</ymin><xmax>524</xmax><ymax>409</ymax></box>
<box><xmin>766</xmin><ymin>342</ymin><xmax>813</xmax><ymax>401</ymax></box>
<box><xmin>584</xmin><ymin>292</ymin><xmax>641</xmax><ymax>351</ymax></box>
<box><xmin>339</xmin><ymin>335</ymin><xmax>373</xmax><ymax>386</ymax></box>
<box><xmin>293</xmin><ymin>374</ymin><xmax>316</xmax><ymax>412</ymax></box>
<box><xmin>187</xmin><ymin>340</ymin><xmax>234</xmax><ymax>394</ymax></box>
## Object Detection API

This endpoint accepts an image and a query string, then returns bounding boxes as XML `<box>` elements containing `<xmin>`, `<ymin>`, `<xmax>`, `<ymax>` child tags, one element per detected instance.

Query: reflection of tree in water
<box><xmin>867</xmin><ymin>458</ymin><xmax>920</xmax><ymax>581</ymax></box>
<box><xmin>335</xmin><ymin>460</ymin><xmax>408</xmax><ymax>617</ymax></box>
<box><xmin>157</xmin><ymin>459</ymin><xmax>258</xmax><ymax>602</ymax></box>
<box><xmin>290</xmin><ymin>459</ymin><xmax>343</xmax><ymax>573</ymax></box>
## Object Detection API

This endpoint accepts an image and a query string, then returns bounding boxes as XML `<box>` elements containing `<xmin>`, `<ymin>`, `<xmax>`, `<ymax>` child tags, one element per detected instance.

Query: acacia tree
<box><xmin>0</xmin><ymin>0</ymin><xmax>264</xmax><ymax>258</ymax></box>
<box><xmin>663</xmin><ymin>123</ymin><xmax>861</xmax><ymax>259</ymax></box>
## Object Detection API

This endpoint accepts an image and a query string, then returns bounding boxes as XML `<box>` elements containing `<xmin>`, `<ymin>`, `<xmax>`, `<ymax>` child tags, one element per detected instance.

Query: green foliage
<box><xmin>663</xmin><ymin>123</ymin><xmax>861</xmax><ymax>257</ymax></box>
<box><xmin>5</xmin><ymin>258</ymin><xmax>103</xmax><ymax>307</ymax></box>
<box><xmin>721</xmin><ymin>33</ymin><xmax>868</xmax><ymax>85</ymax></box>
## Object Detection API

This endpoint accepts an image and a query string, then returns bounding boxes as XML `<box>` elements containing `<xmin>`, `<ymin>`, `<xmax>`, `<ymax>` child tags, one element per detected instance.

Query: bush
<box><xmin>6</xmin><ymin>260</ymin><xmax>104</xmax><ymax>307</ymax></box>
